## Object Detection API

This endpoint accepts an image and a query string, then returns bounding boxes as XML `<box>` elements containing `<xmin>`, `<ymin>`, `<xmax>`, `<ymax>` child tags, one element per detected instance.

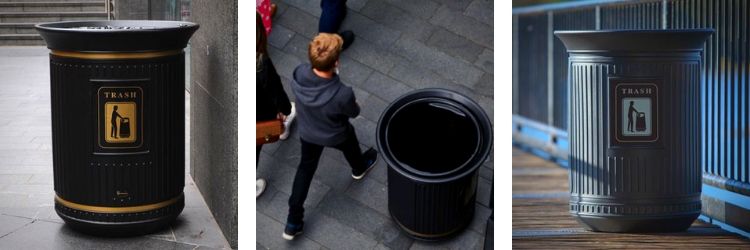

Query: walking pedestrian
<box><xmin>282</xmin><ymin>33</ymin><xmax>377</xmax><ymax>240</ymax></box>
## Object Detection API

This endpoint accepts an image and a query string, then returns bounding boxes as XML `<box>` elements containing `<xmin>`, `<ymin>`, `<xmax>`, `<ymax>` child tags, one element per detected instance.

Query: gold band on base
<box><xmin>55</xmin><ymin>194</ymin><xmax>182</xmax><ymax>214</ymax></box>
<box><xmin>51</xmin><ymin>49</ymin><xmax>182</xmax><ymax>60</ymax></box>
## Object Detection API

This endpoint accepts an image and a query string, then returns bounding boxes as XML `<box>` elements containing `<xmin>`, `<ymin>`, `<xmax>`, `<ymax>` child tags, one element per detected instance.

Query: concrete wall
<box><xmin>189</xmin><ymin>0</ymin><xmax>238</xmax><ymax>248</ymax></box>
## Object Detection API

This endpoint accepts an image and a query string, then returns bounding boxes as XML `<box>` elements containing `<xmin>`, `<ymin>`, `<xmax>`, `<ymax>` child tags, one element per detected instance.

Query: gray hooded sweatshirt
<box><xmin>292</xmin><ymin>64</ymin><xmax>360</xmax><ymax>146</ymax></box>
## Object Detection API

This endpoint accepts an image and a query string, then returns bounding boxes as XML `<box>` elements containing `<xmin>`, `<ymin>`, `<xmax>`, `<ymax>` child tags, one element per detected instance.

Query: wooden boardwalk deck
<box><xmin>512</xmin><ymin>147</ymin><xmax>750</xmax><ymax>249</ymax></box>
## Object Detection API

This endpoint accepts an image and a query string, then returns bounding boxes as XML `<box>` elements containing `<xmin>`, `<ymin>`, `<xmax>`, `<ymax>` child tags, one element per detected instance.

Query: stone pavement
<box><xmin>256</xmin><ymin>0</ymin><xmax>494</xmax><ymax>249</ymax></box>
<box><xmin>0</xmin><ymin>47</ymin><xmax>231</xmax><ymax>249</ymax></box>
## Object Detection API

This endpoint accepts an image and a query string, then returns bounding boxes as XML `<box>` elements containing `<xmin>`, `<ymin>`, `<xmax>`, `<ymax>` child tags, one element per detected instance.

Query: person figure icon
<box><xmin>111</xmin><ymin>105</ymin><xmax>124</xmax><ymax>139</ymax></box>
<box><xmin>627</xmin><ymin>101</ymin><xmax>639</xmax><ymax>132</ymax></box>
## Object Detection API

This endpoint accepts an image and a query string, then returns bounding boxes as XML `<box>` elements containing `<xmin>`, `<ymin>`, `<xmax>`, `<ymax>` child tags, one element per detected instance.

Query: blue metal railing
<box><xmin>513</xmin><ymin>0</ymin><xmax>750</xmax><ymax>237</ymax></box>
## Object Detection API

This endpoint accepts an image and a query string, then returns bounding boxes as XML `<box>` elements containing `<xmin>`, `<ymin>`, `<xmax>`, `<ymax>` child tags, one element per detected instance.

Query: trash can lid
<box><xmin>555</xmin><ymin>29</ymin><xmax>714</xmax><ymax>53</ymax></box>
<box><xmin>35</xmin><ymin>20</ymin><xmax>199</xmax><ymax>53</ymax></box>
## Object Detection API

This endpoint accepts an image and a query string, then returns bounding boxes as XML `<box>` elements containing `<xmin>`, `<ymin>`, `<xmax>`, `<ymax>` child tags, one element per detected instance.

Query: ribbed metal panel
<box><xmin>50</xmin><ymin>54</ymin><xmax>185</xmax><ymax>224</ymax></box>
<box><xmin>388</xmin><ymin>168</ymin><xmax>478</xmax><ymax>237</ymax></box>
<box><xmin>600</xmin><ymin>1</ymin><xmax>663</xmax><ymax>29</ymax></box>
<box><xmin>516</xmin><ymin>13</ymin><xmax>549</xmax><ymax>123</ymax></box>
<box><xmin>552</xmin><ymin>9</ymin><xmax>596</xmax><ymax>129</ymax></box>
<box><xmin>668</xmin><ymin>0</ymin><xmax>749</xmax><ymax>186</ymax></box>
<box><xmin>569</xmin><ymin>61</ymin><xmax>701</xmax><ymax>218</ymax></box>
<box><xmin>569</xmin><ymin>63</ymin><xmax>608</xmax><ymax>196</ymax></box>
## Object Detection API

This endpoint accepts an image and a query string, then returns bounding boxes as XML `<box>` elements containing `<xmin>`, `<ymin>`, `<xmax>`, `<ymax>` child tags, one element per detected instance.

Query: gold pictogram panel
<box><xmin>96</xmin><ymin>86</ymin><xmax>143</xmax><ymax>150</ymax></box>
<box><xmin>104</xmin><ymin>102</ymin><xmax>137</xmax><ymax>143</ymax></box>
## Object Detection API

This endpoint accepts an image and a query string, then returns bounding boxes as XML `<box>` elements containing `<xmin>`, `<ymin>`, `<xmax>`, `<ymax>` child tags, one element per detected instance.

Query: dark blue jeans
<box><xmin>287</xmin><ymin>124</ymin><xmax>365</xmax><ymax>224</ymax></box>
<box><xmin>319</xmin><ymin>0</ymin><xmax>347</xmax><ymax>33</ymax></box>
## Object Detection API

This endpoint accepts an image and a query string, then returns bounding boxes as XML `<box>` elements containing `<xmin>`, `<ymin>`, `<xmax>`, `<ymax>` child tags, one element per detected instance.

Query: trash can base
<box><xmin>574</xmin><ymin>213</ymin><xmax>698</xmax><ymax>233</ymax></box>
<box><xmin>55</xmin><ymin>195</ymin><xmax>184</xmax><ymax>237</ymax></box>
<box><xmin>390</xmin><ymin>209</ymin><xmax>473</xmax><ymax>242</ymax></box>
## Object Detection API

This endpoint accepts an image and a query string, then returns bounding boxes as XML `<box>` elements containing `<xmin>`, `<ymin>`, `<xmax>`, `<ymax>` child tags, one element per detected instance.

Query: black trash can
<box><xmin>36</xmin><ymin>20</ymin><xmax>198</xmax><ymax>236</ymax></box>
<box><xmin>377</xmin><ymin>88</ymin><xmax>493</xmax><ymax>240</ymax></box>
<box><xmin>555</xmin><ymin>29</ymin><xmax>713</xmax><ymax>232</ymax></box>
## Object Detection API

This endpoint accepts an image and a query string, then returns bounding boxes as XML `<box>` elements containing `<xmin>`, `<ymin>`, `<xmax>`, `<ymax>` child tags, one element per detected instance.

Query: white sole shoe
<box><xmin>282</xmin><ymin>231</ymin><xmax>301</xmax><ymax>240</ymax></box>
<box><xmin>256</xmin><ymin>179</ymin><xmax>266</xmax><ymax>198</ymax></box>
<box><xmin>280</xmin><ymin>103</ymin><xmax>296</xmax><ymax>140</ymax></box>
<box><xmin>352</xmin><ymin>149</ymin><xmax>378</xmax><ymax>180</ymax></box>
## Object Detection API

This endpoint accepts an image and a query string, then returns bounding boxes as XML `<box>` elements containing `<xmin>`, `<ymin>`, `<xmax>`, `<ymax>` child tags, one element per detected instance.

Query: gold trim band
<box><xmin>55</xmin><ymin>194</ymin><xmax>182</xmax><ymax>214</ymax></box>
<box><xmin>51</xmin><ymin>49</ymin><xmax>182</xmax><ymax>60</ymax></box>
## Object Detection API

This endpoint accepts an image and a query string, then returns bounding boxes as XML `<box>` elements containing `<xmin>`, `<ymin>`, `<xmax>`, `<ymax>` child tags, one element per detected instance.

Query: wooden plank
<box><xmin>512</xmin><ymin>147</ymin><xmax>750</xmax><ymax>248</ymax></box>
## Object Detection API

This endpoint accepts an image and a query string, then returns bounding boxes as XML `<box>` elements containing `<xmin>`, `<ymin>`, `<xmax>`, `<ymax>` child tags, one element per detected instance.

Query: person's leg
<box><xmin>257</xmin><ymin>144</ymin><xmax>267</xmax><ymax>198</ymax></box>
<box><xmin>333</xmin><ymin>124</ymin><xmax>366</xmax><ymax>172</ymax></box>
<box><xmin>111</xmin><ymin>123</ymin><xmax>117</xmax><ymax>138</ymax></box>
<box><xmin>287</xmin><ymin>139</ymin><xmax>325</xmax><ymax>224</ymax></box>
<box><xmin>628</xmin><ymin>119</ymin><xmax>632</xmax><ymax>132</ymax></box>
<box><xmin>319</xmin><ymin>0</ymin><xmax>354</xmax><ymax>50</ymax></box>
<box><xmin>319</xmin><ymin>0</ymin><xmax>347</xmax><ymax>33</ymax></box>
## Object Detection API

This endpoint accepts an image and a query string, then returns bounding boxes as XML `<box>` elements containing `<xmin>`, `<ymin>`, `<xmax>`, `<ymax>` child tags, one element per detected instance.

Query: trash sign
<box><xmin>612</xmin><ymin>81</ymin><xmax>659</xmax><ymax>143</ymax></box>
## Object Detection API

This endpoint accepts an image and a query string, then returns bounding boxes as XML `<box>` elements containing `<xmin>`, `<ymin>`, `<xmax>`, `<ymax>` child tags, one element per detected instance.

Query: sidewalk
<box><xmin>256</xmin><ymin>0</ymin><xmax>494</xmax><ymax>249</ymax></box>
<box><xmin>0</xmin><ymin>47</ymin><xmax>231</xmax><ymax>249</ymax></box>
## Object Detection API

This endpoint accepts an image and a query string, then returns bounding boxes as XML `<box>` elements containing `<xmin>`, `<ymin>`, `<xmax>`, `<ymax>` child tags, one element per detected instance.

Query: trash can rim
<box><xmin>555</xmin><ymin>29</ymin><xmax>714</xmax><ymax>53</ymax></box>
<box><xmin>35</xmin><ymin>20</ymin><xmax>199</xmax><ymax>52</ymax></box>
<box><xmin>35</xmin><ymin>20</ymin><xmax>198</xmax><ymax>33</ymax></box>
<box><xmin>553</xmin><ymin>29</ymin><xmax>714</xmax><ymax>35</ymax></box>
<box><xmin>376</xmin><ymin>88</ymin><xmax>493</xmax><ymax>183</ymax></box>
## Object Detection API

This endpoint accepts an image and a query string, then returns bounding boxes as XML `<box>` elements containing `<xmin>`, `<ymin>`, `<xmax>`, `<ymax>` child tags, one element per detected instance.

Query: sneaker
<box><xmin>282</xmin><ymin>222</ymin><xmax>304</xmax><ymax>240</ymax></box>
<box><xmin>256</xmin><ymin>178</ymin><xmax>266</xmax><ymax>198</ymax></box>
<box><xmin>280</xmin><ymin>102</ymin><xmax>296</xmax><ymax>140</ymax></box>
<box><xmin>339</xmin><ymin>30</ymin><xmax>355</xmax><ymax>51</ymax></box>
<box><xmin>352</xmin><ymin>148</ymin><xmax>378</xmax><ymax>180</ymax></box>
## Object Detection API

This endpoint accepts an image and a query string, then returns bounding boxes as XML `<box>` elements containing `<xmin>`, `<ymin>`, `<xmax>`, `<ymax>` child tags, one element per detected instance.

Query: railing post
<box><xmin>547</xmin><ymin>11</ymin><xmax>555</xmax><ymax>137</ymax></box>
<box><xmin>595</xmin><ymin>5</ymin><xmax>601</xmax><ymax>30</ymax></box>
<box><xmin>513</xmin><ymin>15</ymin><xmax>519</xmax><ymax>115</ymax></box>
<box><xmin>662</xmin><ymin>0</ymin><xmax>668</xmax><ymax>29</ymax></box>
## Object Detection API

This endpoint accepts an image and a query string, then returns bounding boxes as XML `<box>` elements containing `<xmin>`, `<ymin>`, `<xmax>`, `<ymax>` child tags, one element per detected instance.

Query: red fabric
<box><xmin>257</xmin><ymin>0</ymin><xmax>272</xmax><ymax>35</ymax></box>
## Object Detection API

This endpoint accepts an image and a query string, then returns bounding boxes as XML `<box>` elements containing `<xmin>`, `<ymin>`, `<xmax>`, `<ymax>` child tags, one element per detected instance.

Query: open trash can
<box><xmin>36</xmin><ymin>20</ymin><xmax>198</xmax><ymax>236</ymax></box>
<box><xmin>377</xmin><ymin>89</ymin><xmax>493</xmax><ymax>240</ymax></box>
<box><xmin>556</xmin><ymin>29</ymin><xmax>712</xmax><ymax>232</ymax></box>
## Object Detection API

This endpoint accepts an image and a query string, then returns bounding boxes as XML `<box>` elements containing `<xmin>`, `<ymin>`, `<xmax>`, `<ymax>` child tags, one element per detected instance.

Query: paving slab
<box><xmin>359</xmin><ymin>0</ymin><xmax>437</xmax><ymax>42</ymax></box>
<box><xmin>429</xmin><ymin>5</ymin><xmax>493</xmax><ymax>49</ymax></box>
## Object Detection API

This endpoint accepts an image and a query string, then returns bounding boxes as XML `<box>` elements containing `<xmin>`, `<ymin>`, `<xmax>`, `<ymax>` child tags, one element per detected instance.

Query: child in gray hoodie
<box><xmin>283</xmin><ymin>33</ymin><xmax>378</xmax><ymax>240</ymax></box>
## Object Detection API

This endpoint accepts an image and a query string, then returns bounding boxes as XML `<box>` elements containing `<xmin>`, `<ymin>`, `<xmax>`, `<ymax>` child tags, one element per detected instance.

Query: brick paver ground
<box><xmin>256</xmin><ymin>0</ymin><xmax>494</xmax><ymax>249</ymax></box>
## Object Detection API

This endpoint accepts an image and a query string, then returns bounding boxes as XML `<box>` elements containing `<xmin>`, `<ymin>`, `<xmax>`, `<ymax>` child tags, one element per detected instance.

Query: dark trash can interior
<box><xmin>387</xmin><ymin>101</ymin><xmax>479</xmax><ymax>175</ymax></box>
<box><xmin>36</xmin><ymin>20</ymin><xmax>198</xmax><ymax>237</ymax></box>
<box><xmin>378</xmin><ymin>88</ymin><xmax>492</xmax><ymax>241</ymax></box>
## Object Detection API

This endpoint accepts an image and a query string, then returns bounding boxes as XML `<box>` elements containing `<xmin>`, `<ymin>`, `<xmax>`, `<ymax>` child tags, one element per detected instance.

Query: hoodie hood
<box><xmin>292</xmin><ymin>64</ymin><xmax>343</xmax><ymax>108</ymax></box>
